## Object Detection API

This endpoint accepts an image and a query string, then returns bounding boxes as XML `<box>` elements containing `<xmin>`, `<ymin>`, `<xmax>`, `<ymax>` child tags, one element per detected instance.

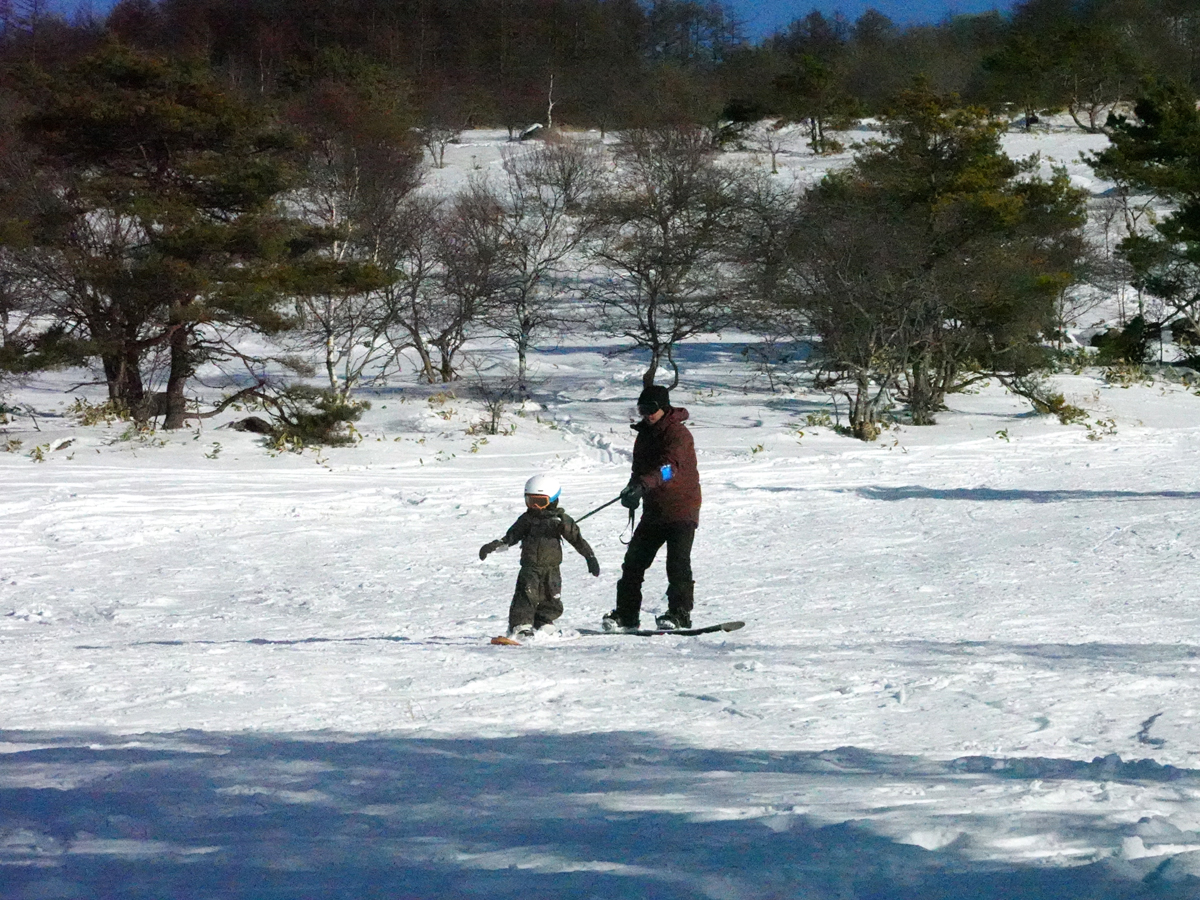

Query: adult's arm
<box><xmin>635</xmin><ymin>423</ymin><xmax>694</xmax><ymax>493</ymax></box>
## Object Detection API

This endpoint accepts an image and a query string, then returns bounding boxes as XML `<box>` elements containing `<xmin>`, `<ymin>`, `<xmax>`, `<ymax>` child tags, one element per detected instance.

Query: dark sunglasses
<box><xmin>637</xmin><ymin>402</ymin><xmax>661</xmax><ymax>416</ymax></box>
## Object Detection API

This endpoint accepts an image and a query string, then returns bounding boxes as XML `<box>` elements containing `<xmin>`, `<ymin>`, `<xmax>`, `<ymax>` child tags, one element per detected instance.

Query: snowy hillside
<box><xmin>5</xmin><ymin>124</ymin><xmax>1200</xmax><ymax>899</ymax></box>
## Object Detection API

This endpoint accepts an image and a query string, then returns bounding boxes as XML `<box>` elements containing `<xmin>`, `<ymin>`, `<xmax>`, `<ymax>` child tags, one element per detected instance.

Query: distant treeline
<box><xmin>2</xmin><ymin>0</ymin><xmax>1199</xmax><ymax>133</ymax></box>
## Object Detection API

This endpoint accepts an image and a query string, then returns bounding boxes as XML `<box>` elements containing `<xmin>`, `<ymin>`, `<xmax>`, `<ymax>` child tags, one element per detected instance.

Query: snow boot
<box><xmin>602</xmin><ymin>609</ymin><xmax>639</xmax><ymax>632</ymax></box>
<box><xmin>654</xmin><ymin>609</ymin><xmax>691</xmax><ymax>630</ymax></box>
<box><xmin>510</xmin><ymin>624</ymin><xmax>536</xmax><ymax>639</ymax></box>
<box><xmin>609</xmin><ymin>581</ymin><xmax>643</xmax><ymax>631</ymax></box>
<box><xmin>658</xmin><ymin>581</ymin><xmax>693</xmax><ymax>629</ymax></box>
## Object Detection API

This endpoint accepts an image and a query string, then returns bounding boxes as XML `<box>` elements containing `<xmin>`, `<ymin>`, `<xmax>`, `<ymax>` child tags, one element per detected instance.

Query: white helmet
<box><xmin>524</xmin><ymin>474</ymin><xmax>561</xmax><ymax>508</ymax></box>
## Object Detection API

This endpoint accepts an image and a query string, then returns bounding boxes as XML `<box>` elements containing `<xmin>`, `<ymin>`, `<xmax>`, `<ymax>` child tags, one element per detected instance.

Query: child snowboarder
<box><xmin>479</xmin><ymin>474</ymin><xmax>601</xmax><ymax>638</ymax></box>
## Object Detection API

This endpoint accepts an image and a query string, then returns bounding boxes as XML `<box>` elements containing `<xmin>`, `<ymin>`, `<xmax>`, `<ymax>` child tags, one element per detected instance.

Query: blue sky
<box><xmin>729</xmin><ymin>1</ymin><xmax>1018</xmax><ymax>40</ymax></box>
<box><xmin>54</xmin><ymin>0</ymin><xmax>1018</xmax><ymax>41</ymax></box>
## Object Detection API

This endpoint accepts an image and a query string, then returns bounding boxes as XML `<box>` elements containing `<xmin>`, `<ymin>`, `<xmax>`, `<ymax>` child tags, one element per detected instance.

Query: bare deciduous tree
<box><xmin>789</xmin><ymin>192</ymin><xmax>922</xmax><ymax>440</ymax></box>
<box><xmin>464</xmin><ymin>356</ymin><xmax>523</xmax><ymax>435</ymax></box>
<box><xmin>370</xmin><ymin>196</ymin><xmax>441</xmax><ymax>382</ymax></box>
<box><xmin>416</xmin><ymin>93</ymin><xmax>464</xmax><ymax>169</ymax></box>
<box><xmin>589</xmin><ymin>126</ymin><xmax>742</xmax><ymax>389</ymax></box>
<box><xmin>472</xmin><ymin>139</ymin><xmax>604</xmax><ymax>389</ymax></box>
<box><xmin>369</xmin><ymin>188</ymin><xmax>499</xmax><ymax>385</ymax></box>
<box><xmin>288</xmin><ymin>83</ymin><xmax>425</xmax><ymax>399</ymax></box>
<box><xmin>417</xmin><ymin>122</ymin><xmax>460</xmax><ymax>169</ymax></box>
<box><xmin>368</xmin><ymin>195</ymin><xmax>469</xmax><ymax>384</ymax></box>
<box><xmin>745</xmin><ymin>119</ymin><xmax>789</xmax><ymax>175</ymax></box>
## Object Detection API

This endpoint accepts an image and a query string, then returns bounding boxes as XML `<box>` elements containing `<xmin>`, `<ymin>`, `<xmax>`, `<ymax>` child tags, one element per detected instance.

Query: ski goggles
<box><xmin>525</xmin><ymin>493</ymin><xmax>553</xmax><ymax>509</ymax></box>
<box><xmin>637</xmin><ymin>400</ymin><xmax>662</xmax><ymax>417</ymax></box>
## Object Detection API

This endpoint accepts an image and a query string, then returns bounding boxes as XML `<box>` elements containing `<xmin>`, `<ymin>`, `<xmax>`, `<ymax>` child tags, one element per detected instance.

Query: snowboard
<box><xmin>576</xmin><ymin>620</ymin><xmax>745</xmax><ymax>637</ymax></box>
<box><xmin>490</xmin><ymin>630</ymin><xmax>559</xmax><ymax>646</ymax></box>
<box><xmin>489</xmin><ymin>621</ymin><xmax>745</xmax><ymax>644</ymax></box>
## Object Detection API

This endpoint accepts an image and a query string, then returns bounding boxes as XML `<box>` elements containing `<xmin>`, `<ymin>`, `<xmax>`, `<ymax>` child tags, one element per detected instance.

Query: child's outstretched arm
<box><xmin>478</xmin><ymin>539</ymin><xmax>506</xmax><ymax>560</ymax></box>
<box><xmin>560</xmin><ymin>513</ymin><xmax>600</xmax><ymax>577</ymax></box>
<box><xmin>479</xmin><ymin>514</ymin><xmax>528</xmax><ymax>560</ymax></box>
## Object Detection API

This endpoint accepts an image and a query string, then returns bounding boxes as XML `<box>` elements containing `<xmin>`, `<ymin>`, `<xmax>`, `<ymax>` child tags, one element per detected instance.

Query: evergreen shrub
<box><xmin>265</xmin><ymin>386</ymin><xmax>368</xmax><ymax>446</ymax></box>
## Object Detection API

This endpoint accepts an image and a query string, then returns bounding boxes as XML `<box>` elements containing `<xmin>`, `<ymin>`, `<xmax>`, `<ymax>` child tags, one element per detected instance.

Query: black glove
<box><xmin>586</xmin><ymin>556</ymin><xmax>601</xmax><ymax>577</ymax></box>
<box><xmin>619</xmin><ymin>482</ymin><xmax>644</xmax><ymax>510</ymax></box>
<box><xmin>479</xmin><ymin>540</ymin><xmax>505</xmax><ymax>560</ymax></box>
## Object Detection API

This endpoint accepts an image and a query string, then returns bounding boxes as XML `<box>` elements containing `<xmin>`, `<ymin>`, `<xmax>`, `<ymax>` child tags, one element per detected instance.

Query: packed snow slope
<box><xmin>4</xmin><ymin>125</ymin><xmax>1200</xmax><ymax>899</ymax></box>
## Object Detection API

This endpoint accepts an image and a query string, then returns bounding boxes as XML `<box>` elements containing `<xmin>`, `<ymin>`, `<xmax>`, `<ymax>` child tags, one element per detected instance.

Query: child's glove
<box><xmin>619</xmin><ymin>482</ymin><xmax>643</xmax><ymax>509</ymax></box>
<box><xmin>479</xmin><ymin>540</ymin><xmax>505</xmax><ymax>560</ymax></box>
<box><xmin>586</xmin><ymin>556</ymin><xmax>601</xmax><ymax>577</ymax></box>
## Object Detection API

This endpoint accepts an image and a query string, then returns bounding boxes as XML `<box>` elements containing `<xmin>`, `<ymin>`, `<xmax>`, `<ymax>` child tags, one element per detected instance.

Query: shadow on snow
<box><xmin>855</xmin><ymin>487</ymin><xmax>1200</xmax><ymax>504</ymax></box>
<box><xmin>73</xmin><ymin>636</ymin><xmax>473</xmax><ymax>651</ymax></box>
<box><xmin>1</xmin><ymin>730</ymin><xmax>1198</xmax><ymax>899</ymax></box>
<box><xmin>885</xmin><ymin>639</ymin><xmax>1200</xmax><ymax>667</ymax></box>
<box><xmin>741</xmin><ymin>485</ymin><xmax>1200</xmax><ymax>504</ymax></box>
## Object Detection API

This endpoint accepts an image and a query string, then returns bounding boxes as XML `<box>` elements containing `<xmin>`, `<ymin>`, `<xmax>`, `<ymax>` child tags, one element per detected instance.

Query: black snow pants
<box><xmin>614</xmin><ymin>519</ymin><xmax>695</xmax><ymax>621</ymax></box>
<box><xmin>508</xmin><ymin>565</ymin><xmax>563</xmax><ymax>631</ymax></box>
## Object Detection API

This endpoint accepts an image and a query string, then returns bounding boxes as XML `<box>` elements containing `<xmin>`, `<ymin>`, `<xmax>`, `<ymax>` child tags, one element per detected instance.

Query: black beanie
<box><xmin>637</xmin><ymin>384</ymin><xmax>671</xmax><ymax>411</ymax></box>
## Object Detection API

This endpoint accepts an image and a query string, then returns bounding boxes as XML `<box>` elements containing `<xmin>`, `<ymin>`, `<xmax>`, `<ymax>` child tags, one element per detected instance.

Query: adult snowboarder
<box><xmin>602</xmin><ymin>384</ymin><xmax>701</xmax><ymax>631</ymax></box>
<box><xmin>480</xmin><ymin>474</ymin><xmax>601</xmax><ymax>638</ymax></box>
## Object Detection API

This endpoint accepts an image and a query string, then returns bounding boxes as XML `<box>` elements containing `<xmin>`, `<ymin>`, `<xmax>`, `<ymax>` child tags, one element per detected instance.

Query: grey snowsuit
<box><xmin>488</xmin><ymin>506</ymin><xmax>597</xmax><ymax>631</ymax></box>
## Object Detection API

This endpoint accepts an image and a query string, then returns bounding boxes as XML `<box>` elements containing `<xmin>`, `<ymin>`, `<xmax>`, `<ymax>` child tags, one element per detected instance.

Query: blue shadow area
<box><xmin>2</xmin><ymin>731</ymin><xmax>1198</xmax><ymax>899</ymax></box>
<box><xmin>856</xmin><ymin>487</ymin><xmax>1200</xmax><ymax>503</ymax></box>
<box><xmin>535</xmin><ymin>340</ymin><xmax>811</xmax><ymax>367</ymax></box>
<box><xmin>883</xmin><ymin>639</ymin><xmax>1200</xmax><ymax>667</ymax></box>
<box><xmin>738</xmin><ymin>485</ymin><xmax>1200</xmax><ymax>503</ymax></box>
<box><xmin>74</xmin><ymin>635</ymin><xmax>457</xmax><ymax>651</ymax></box>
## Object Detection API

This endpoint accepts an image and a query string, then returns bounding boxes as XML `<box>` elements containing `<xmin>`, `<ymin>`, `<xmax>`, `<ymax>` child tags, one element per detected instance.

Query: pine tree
<box><xmin>8</xmin><ymin>42</ymin><xmax>302</xmax><ymax>427</ymax></box>
<box><xmin>1090</xmin><ymin>78</ymin><xmax>1200</xmax><ymax>343</ymax></box>
<box><xmin>786</xmin><ymin>83</ymin><xmax>1087</xmax><ymax>437</ymax></box>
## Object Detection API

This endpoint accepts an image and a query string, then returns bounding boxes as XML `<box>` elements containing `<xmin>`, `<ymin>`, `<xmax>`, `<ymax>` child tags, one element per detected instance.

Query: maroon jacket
<box><xmin>630</xmin><ymin>406</ymin><xmax>701</xmax><ymax>526</ymax></box>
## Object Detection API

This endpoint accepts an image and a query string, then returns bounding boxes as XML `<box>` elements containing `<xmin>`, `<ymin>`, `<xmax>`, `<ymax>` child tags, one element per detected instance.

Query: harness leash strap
<box><xmin>576</xmin><ymin>494</ymin><xmax>622</xmax><ymax>523</ymax></box>
<box><xmin>620</xmin><ymin>505</ymin><xmax>635</xmax><ymax>545</ymax></box>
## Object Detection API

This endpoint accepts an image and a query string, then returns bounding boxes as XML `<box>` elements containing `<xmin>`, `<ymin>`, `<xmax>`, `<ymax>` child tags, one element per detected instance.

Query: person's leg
<box><xmin>508</xmin><ymin>566</ymin><xmax>541</xmax><ymax>633</ymax></box>
<box><xmin>664</xmin><ymin>524</ymin><xmax>696</xmax><ymax>621</ymax></box>
<box><xmin>614</xmin><ymin>519</ymin><xmax>668</xmax><ymax>624</ymax></box>
<box><xmin>533</xmin><ymin>568</ymin><xmax>563</xmax><ymax>629</ymax></box>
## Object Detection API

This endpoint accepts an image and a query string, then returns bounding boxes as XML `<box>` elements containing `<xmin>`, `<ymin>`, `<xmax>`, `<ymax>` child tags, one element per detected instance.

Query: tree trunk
<box><xmin>1067</xmin><ymin>103</ymin><xmax>1102</xmax><ymax>135</ymax></box>
<box><xmin>436</xmin><ymin>342</ymin><xmax>457</xmax><ymax>382</ymax></box>
<box><xmin>404</xmin><ymin>328</ymin><xmax>437</xmax><ymax>384</ymax></box>
<box><xmin>162</xmin><ymin>322</ymin><xmax>191</xmax><ymax>429</ymax></box>
<box><xmin>325</xmin><ymin>330</ymin><xmax>339</xmax><ymax>394</ymax></box>
<box><xmin>908</xmin><ymin>354</ymin><xmax>937</xmax><ymax>426</ymax></box>
<box><xmin>90</xmin><ymin>307</ymin><xmax>146</xmax><ymax>413</ymax></box>
<box><xmin>516</xmin><ymin>331</ymin><xmax>528</xmax><ymax>391</ymax></box>
<box><xmin>931</xmin><ymin>357</ymin><xmax>956</xmax><ymax>413</ymax></box>
<box><xmin>417</xmin><ymin>352</ymin><xmax>437</xmax><ymax>383</ymax></box>
<box><xmin>100</xmin><ymin>348</ymin><xmax>145</xmax><ymax>412</ymax></box>
<box><xmin>849</xmin><ymin>371</ymin><xmax>881</xmax><ymax>441</ymax></box>
<box><xmin>642</xmin><ymin>345</ymin><xmax>662</xmax><ymax>389</ymax></box>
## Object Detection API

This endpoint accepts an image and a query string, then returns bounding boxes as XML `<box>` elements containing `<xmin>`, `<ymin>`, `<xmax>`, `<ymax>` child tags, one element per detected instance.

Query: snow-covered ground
<box><xmin>4</xmin><ymin>124</ymin><xmax>1200</xmax><ymax>899</ymax></box>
